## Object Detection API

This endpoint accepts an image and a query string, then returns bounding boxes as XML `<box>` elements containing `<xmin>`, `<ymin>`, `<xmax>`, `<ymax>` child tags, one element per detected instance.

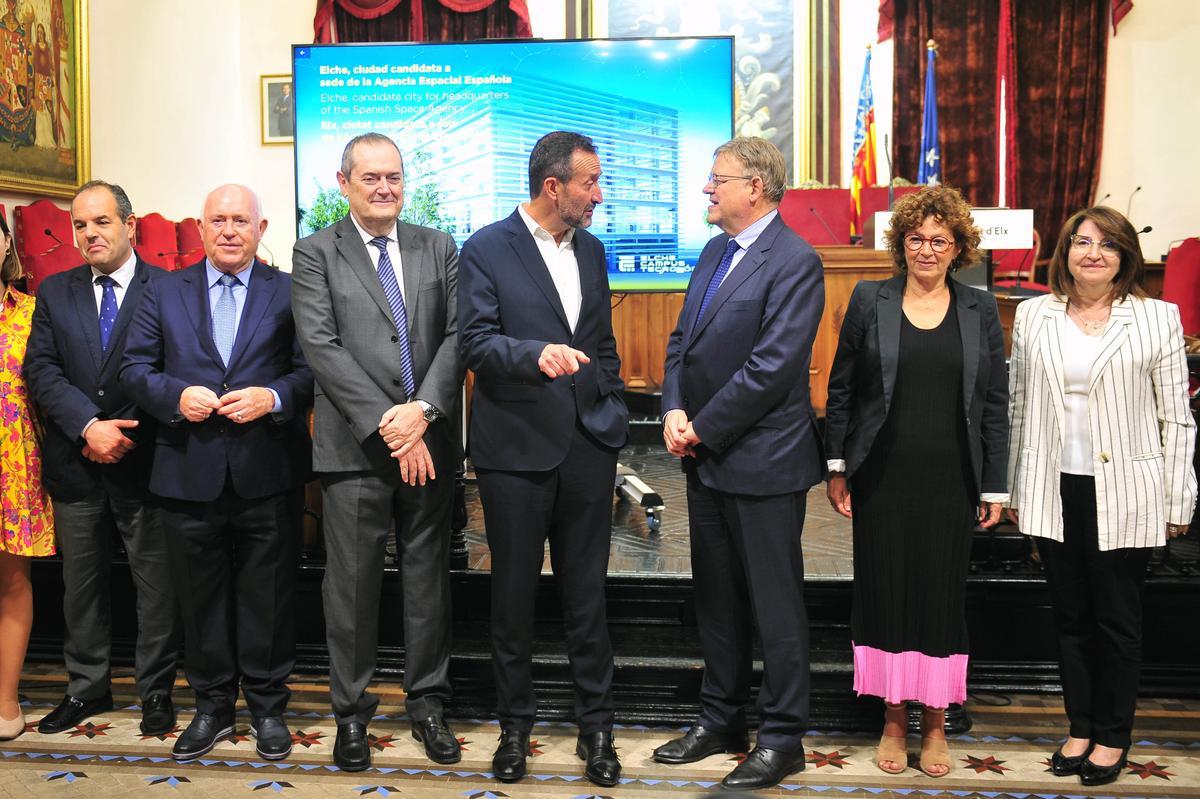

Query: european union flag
<box><xmin>918</xmin><ymin>43</ymin><xmax>940</xmax><ymax>185</ymax></box>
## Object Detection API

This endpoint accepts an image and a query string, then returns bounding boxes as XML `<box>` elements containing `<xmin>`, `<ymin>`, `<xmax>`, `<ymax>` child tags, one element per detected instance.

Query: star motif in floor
<box><xmin>960</xmin><ymin>754</ymin><xmax>1011</xmax><ymax>774</ymax></box>
<box><xmin>1127</xmin><ymin>759</ymin><xmax>1174</xmax><ymax>780</ymax></box>
<box><xmin>728</xmin><ymin>751</ymin><xmax>749</xmax><ymax>764</ymax></box>
<box><xmin>290</xmin><ymin>729</ymin><xmax>325</xmax><ymax>748</ymax></box>
<box><xmin>353</xmin><ymin>787</ymin><xmax>401</xmax><ymax>797</ymax></box>
<box><xmin>224</xmin><ymin>728</ymin><xmax>252</xmax><ymax>744</ymax></box>
<box><xmin>457</xmin><ymin>735</ymin><xmax>470</xmax><ymax>751</ymax></box>
<box><xmin>23</xmin><ymin>720</ymin><xmax>38</xmax><ymax>734</ymax></box>
<box><xmin>46</xmin><ymin>771</ymin><xmax>88</xmax><ymax>782</ymax></box>
<box><xmin>68</xmin><ymin>721</ymin><xmax>113</xmax><ymax>739</ymax></box>
<box><xmin>806</xmin><ymin>749</ymin><xmax>851</xmax><ymax>769</ymax></box>
<box><xmin>145</xmin><ymin>775</ymin><xmax>192</xmax><ymax>786</ymax></box>
<box><xmin>140</xmin><ymin>725</ymin><xmax>182</xmax><ymax>741</ymax></box>
<box><xmin>249</xmin><ymin>780</ymin><xmax>294</xmax><ymax>792</ymax></box>
<box><xmin>368</xmin><ymin>733</ymin><xmax>396</xmax><ymax>751</ymax></box>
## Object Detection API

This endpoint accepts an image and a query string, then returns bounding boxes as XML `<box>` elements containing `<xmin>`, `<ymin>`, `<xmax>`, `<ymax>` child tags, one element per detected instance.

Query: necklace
<box><xmin>1068</xmin><ymin>300</ymin><xmax>1111</xmax><ymax>336</ymax></box>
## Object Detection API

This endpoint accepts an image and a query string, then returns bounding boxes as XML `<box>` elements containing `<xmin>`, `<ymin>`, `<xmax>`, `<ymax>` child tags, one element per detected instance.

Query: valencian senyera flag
<box><xmin>918</xmin><ymin>41</ymin><xmax>940</xmax><ymax>186</ymax></box>
<box><xmin>850</xmin><ymin>46</ymin><xmax>877</xmax><ymax>236</ymax></box>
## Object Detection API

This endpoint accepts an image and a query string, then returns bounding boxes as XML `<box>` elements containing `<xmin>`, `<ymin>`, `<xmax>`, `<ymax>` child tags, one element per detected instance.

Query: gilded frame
<box><xmin>260</xmin><ymin>73</ymin><xmax>294</xmax><ymax>146</ymax></box>
<box><xmin>0</xmin><ymin>0</ymin><xmax>90</xmax><ymax>197</ymax></box>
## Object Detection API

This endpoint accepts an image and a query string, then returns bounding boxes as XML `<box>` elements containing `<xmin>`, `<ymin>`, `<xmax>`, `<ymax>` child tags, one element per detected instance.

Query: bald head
<box><xmin>200</xmin><ymin>184</ymin><xmax>267</xmax><ymax>274</ymax></box>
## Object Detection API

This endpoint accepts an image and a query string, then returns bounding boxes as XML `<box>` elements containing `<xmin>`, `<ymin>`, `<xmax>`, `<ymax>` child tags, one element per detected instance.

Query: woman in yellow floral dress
<box><xmin>0</xmin><ymin>213</ymin><xmax>54</xmax><ymax>740</ymax></box>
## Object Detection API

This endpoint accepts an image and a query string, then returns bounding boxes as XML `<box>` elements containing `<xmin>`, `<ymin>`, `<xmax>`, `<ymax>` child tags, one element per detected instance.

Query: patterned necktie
<box><xmin>369</xmin><ymin>236</ymin><xmax>416</xmax><ymax>398</ymax></box>
<box><xmin>96</xmin><ymin>276</ymin><xmax>118</xmax><ymax>351</ymax></box>
<box><xmin>697</xmin><ymin>238</ymin><xmax>740</xmax><ymax>321</ymax></box>
<box><xmin>212</xmin><ymin>273</ymin><xmax>239</xmax><ymax>366</ymax></box>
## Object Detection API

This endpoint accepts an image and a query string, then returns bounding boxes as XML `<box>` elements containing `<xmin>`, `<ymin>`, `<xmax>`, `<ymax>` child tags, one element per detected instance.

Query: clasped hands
<box><xmin>379</xmin><ymin>402</ymin><xmax>434</xmax><ymax>487</ymax></box>
<box><xmin>662</xmin><ymin>409</ymin><xmax>701</xmax><ymax>458</ymax></box>
<box><xmin>179</xmin><ymin>385</ymin><xmax>274</xmax><ymax>424</ymax></box>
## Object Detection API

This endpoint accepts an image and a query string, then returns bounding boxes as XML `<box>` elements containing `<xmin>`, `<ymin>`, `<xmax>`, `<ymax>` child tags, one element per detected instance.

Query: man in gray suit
<box><xmin>291</xmin><ymin>133</ymin><xmax>463</xmax><ymax>772</ymax></box>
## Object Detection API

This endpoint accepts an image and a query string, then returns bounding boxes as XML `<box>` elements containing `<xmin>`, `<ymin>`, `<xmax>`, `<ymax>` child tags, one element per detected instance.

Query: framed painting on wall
<box><xmin>0</xmin><ymin>0</ymin><xmax>90</xmax><ymax>197</ymax></box>
<box><xmin>261</xmin><ymin>74</ymin><xmax>294</xmax><ymax>146</ymax></box>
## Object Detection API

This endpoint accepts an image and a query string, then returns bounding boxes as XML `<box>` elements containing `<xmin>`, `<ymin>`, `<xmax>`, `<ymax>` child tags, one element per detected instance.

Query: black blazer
<box><xmin>458</xmin><ymin>209</ymin><xmax>628</xmax><ymax>472</ymax></box>
<box><xmin>23</xmin><ymin>257</ymin><xmax>166</xmax><ymax>502</ymax></box>
<box><xmin>824</xmin><ymin>275</ymin><xmax>1009</xmax><ymax>495</ymax></box>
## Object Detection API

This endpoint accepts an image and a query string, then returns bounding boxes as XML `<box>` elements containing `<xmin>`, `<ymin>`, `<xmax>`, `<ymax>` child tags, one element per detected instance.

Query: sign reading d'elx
<box><xmin>872</xmin><ymin>208</ymin><xmax>1034</xmax><ymax>250</ymax></box>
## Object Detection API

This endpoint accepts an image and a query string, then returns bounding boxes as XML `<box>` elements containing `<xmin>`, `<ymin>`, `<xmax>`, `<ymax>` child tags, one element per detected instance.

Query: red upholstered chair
<box><xmin>1163</xmin><ymin>237</ymin><xmax>1200</xmax><ymax>336</ymax></box>
<box><xmin>176</xmin><ymin>217</ymin><xmax>205</xmax><ymax>270</ymax></box>
<box><xmin>858</xmin><ymin>185</ymin><xmax>922</xmax><ymax>226</ymax></box>
<box><xmin>134</xmin><ymin>212</ymin><xmax>179</xmax><ymax>271</ymax></box>
<box><xmin>778</xmin><ymin>188</ymin><xmax>852</xmax><ymax>245</ymax></box>
<box><xmin>992</xmin><ymin>228</ymin><xmax>1049</xmax><ymax>293</ymax></box>
<box><xmin>13</xmin><ymin>200</ymin><xmax>79</xmax><ymax>294</ymax></box>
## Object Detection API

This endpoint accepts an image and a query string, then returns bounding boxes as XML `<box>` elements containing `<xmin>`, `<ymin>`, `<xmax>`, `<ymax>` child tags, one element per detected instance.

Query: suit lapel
<box><xmin>507</xmin><ymin>212</ymin><xmax>572</xmax><ymax>334</ymax></box>
<box><xmin>875</xmin><ymin>276</ymin><xmax>903</xmax><ymax>415</ymax></box>
<box><xmin>687</xmin><ymin>217</ymin><xmax>786</xmax><ymax>346</ymax></box>
<box><xmin>334</xmin><ymin>215</ymin><xmax>398</xmax><ymax>329</ymax></box>
<box><xmin>1088</xmin><ymin>299</ymin><xmax>1135</xmax><ymax>393</ymax></box>
<box><xmin>225</xmin><ymin>261</ymin><xmax>276</xmax><ymax>373</ymax></box>
<box><xmin>98</xmin><ymin>258</ymin><xmax>150</xmax><ymax>374</ymax></box>
<box><xmin>955</xmin><ymin>284</ymin><xmax>981</xmax><ymax>413</ymax></box>
<box><xmin>396</xmin><ymin>222</ymin><xmax>422</xmax><ymax>332</ymax></box>
<box><xmin>68</xmin><ymin>266</ymin><xmax>103</xmax><ymax>370</ymax></box>
<box><xmin>181</xmin><ymin>263</ymin><xmax>225</xmax><ymax>366</ymax></box>
<box><xmin>684</xmin><ymin>240</ymin><xmax>723</xmax><ymax>343</ymax></box>
<box><xmin>1036</xmin><ymin>298</ymin><xmax>1068</xmax><ymax>430</ymax></box>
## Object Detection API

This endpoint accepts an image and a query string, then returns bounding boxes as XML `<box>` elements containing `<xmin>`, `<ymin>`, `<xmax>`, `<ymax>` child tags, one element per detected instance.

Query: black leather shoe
<box><xmin>38</xmin><ymin>692</ymin><xmax>114</xmax><ymax>734</ymax></box>
<box><xmin>251</xmin><ymin>716</ymin><xmax>293</xmax><ymax>761</ymax></box>
<box><xmin>492</xmin><ymin>728</ymin><xmax>530</xmax><ymax>783</ymax></box>
<box><xmin>1080</xmin><ymin>749</ymin><xmax>1128</xmax><ymax>786</ymax></box>
<box><xmin>1050</xmin><ymin>743</ymin><xmax>1093</xmax><ymax>776</ymax></box>
<box><xmin>720</xmin><ymin>745</ymin><xmax>806</xmax><ymax>791</ymax></box>
<box><xmin>653</xmin><ymin>724</ymin><xmax>749</xmax><ymax>764</ymax></box>
<box><xmin>172</xmin><ymin>712</ymin><xmax>235</xmax><ymax>761</ymax></box>
<box><xmin>140</xmin><ymin>694</ymin><xmax>175</xmax><ymax>737</ymax></box>
<box><xmin>412</xmin><ymin>715</ymin><xmax>461</xmax><ymax>764</ymax></box>
<box><xmin>577</xmin><ymin>731</ymin><xmax>621</xmax><ymax>787</ymax></box>
<box><xmin>334</xmin><ymin>721</ymin><xmax>371</xmax><ymax>772</ymax></box>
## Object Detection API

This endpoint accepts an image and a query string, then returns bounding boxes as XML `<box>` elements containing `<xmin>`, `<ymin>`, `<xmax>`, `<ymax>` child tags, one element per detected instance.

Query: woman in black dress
<box><xmin>824</xmin><ymin>186</ymin><xmax>1009</xmax><ymax>777</ymax></box>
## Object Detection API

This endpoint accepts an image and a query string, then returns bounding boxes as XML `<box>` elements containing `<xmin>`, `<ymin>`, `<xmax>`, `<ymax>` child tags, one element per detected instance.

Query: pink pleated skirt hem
<box><xmin>852</xmin><ymin>642</ymin><xmax>968</xmax><ymax>708</ymax></box>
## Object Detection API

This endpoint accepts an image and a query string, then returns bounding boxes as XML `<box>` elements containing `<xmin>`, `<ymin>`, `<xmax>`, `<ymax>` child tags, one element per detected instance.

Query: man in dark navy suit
<box><xmin>656</xmin><ymin>137</ymin><xmax>825</xmax><ymax>791</ymax></box>
<box><xmin>121</xmin><ymin>184</ymin><xmax>312</xmax><ymax>763</ymax></box>
<box><xmin>458</xmin><ymin>131</ymin><xmax>628</xmax><ymax>787</ymax></box>
<box><xmin>24</xmin><ymin>180</ymin><xmax>180</xmax><ymax>737</ymax></box>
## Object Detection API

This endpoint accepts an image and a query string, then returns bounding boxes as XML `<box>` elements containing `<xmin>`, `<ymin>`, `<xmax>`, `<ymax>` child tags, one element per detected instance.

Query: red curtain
<box><xmin>892</xmin><ymin>0</ymin><xmax>1108</xmax><ymax>246</ymax></box>
<box><xmin>314</xmin><ymin>0</ymin><xmax>531</xmax><ymax>43</ymax></box>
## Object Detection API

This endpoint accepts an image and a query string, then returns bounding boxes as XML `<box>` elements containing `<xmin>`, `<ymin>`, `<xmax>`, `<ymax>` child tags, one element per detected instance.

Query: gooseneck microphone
<box><xmin>1126</xmin><ymin>186</ymin><xmax>1142</xmax><ymax>217</ymax></box>
<box><xmin>809</xmin><ymin>207</ymin><xmax>840</xmax><ymax>245</ymax></box>
<box><xmin>38</xmin><ymin>227</ymin><xmax>65</xmax><ymax>257</ymax></box>
<box><xmin>1095</xmin><ymin>192</ymin><xmax>1111</xmax><ymax>207</ymax></box>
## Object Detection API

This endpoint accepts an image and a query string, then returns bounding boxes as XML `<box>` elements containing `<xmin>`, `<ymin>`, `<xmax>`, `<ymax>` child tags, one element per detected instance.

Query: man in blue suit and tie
<box><xmin>459</xmin><ymin>131</ymin><xmax>628</xmax><ymax>787</ymax></box>
<box><xmin>121</xmin><ymin>184</ymin><xmax>312</xmax><ymax>763</ymax></box>
<box><xmin>24</xmin><ymin>180</ymin><xmax>180</xmax><ymax>737</ymax></box>
<box><xmin>655</xmin><ymin>137</ymin><xmax>825</xmax><ymax>791</ymax></box>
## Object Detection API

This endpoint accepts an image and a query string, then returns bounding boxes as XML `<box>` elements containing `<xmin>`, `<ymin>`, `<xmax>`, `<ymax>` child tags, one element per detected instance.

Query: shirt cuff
<box><xmin>268</xmin><ymin>388</ymin><xmax>282</xmax><ymax>413</ymax></box>
<box><xmin>826</xmin><ymin>459</ymin><xmax>846</xmax><ymax>473</ymax></box>
<box><xmin>661</xmin><ymin>407</ymin><xmax>683</xmax><ymax>424</ymax></box>
<box><xmin>81</xmin><ymin>417</ymin><xmax>99</xmax><ymax>439</ymax></box>
<box><xmin>980</xmin><ymin>492</ymin><xmax>1010</xmax><ymax>504</ymax></box>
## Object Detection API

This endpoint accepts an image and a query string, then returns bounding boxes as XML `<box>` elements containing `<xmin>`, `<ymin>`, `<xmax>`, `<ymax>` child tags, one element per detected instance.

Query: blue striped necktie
<box><xmin>96</xmin><ymin>276</ymin><xmax>118</xmax><ymax>351</ymax></box>
<box><xmin>212</xmin><ymin>273</ymin><xmax>239</xmax><ymax>366</ymax></box>
<box><xmin>369</xmin><ymin>236</ymin><xmax>416</xmax><ymax>399</ymax></box>
<box><xmin>697</xmin><ymin>238</ymin><xmax>740</xmax><ymax>321</ymax></box>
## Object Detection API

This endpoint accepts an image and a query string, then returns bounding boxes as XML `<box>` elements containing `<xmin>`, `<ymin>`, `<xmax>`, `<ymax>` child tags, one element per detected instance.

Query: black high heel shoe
<box><xmin>1050</xmin><ymin>742</ymin><xmax>1093</xmax><ymax>776</ymax></box>
<box><xmin>1080</xmin><ymin>748</ymin><xmax>1128</xmax><ymax>786</ymax></box>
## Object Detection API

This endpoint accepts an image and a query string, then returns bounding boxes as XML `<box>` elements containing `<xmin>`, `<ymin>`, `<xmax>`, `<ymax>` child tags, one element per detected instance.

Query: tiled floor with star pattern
<box><xmin>3</xmin><ymin>672</ymin><xmax>1197</xmax><ymax>797</ymax></box>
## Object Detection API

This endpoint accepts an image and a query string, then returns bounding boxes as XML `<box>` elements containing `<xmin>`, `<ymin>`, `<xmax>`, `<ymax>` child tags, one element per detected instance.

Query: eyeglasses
<box><xmin>903</xmin><ymin>234</ymin><xmax>953</xmax><ymax>253</ymax></box>
<box><xmin>1069</xmin><ymin>234</ymin><xmax>1120</xmax><ymax>256</ymax></box>
<box><xmin>707</xmin><ymin>173</ymin><xmax>754</xmax><ymax>186</ymax></box>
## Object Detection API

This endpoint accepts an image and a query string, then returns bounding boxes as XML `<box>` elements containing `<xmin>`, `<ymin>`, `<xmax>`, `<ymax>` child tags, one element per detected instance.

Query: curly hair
<box><xmin>0</xmin><ymin>211</ymin><xmax>21</xmax><ymax>284</ymax></box>
<box><xmin>1047</xmin><ymin>206</ymin><xmax>1147</xmax><ymax>303</ymax></box>
<box><xmin>883</xmin><ymin>185</ymin><xmax>981</xmax><ymax>275</ymax></box>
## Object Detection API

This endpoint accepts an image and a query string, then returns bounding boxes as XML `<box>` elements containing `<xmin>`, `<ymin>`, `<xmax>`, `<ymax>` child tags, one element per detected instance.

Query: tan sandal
<box><xmin>876</xmin><ymin>732</ymin><xmax>908</xmax><ymax>774</ymax></box>
<box><xmin>919</xmin><ymin>708</ymin><xmax>952</xmax><ymax>777</ymax></box>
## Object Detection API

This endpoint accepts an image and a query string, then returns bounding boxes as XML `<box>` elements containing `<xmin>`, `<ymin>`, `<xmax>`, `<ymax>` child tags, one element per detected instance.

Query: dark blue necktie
<box><xmin>697</xmin><ymin>238</ymin><xmax>740</xmax><ymax>321</ymax></box>
<box><xmin>96</xmin><ymin>276</ymin><xmax>118</xmax><ymax>351</ymax></box>
<box><xmin>369</xmin><ymin>236</ymin><xmax>416</xmax><ymax>399</ymax></box>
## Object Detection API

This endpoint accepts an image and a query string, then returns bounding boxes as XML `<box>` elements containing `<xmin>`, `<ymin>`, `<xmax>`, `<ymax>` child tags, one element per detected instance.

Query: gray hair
<box><xmin>340</xmin><ymin>133</ymin><xmax>403</xmax><ymax>178</ymax></box>
<box><xmin>713</xmin><ymin>137</ymin><xmax>787</xmax><ymax>203</ymax></box>
<box><xmin>74</xmin><ymin>180</ymin><xmax>134</xmax><ymax>219</ymax></box>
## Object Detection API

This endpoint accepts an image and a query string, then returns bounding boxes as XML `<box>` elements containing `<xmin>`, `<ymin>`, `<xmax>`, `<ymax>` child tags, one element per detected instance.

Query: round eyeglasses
<box><xmin>903</xmin><ymin>234</ymin><xmax>953</xmax><ymax>253</ymax></box>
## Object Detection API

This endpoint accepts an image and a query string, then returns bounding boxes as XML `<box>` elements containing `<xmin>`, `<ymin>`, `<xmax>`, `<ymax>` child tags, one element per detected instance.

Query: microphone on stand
<box><xmin>1137</xmin><ymin>225</ymin><xmax>1153</xmax><ymax>235</ymax></box>
<box><xmin>1095</xmin><ymin>192</ymin><xmax>1111</xmax><ymax>207</ymax></box>
<box><xmin>1126</xmin><ymin>185</ymin><xmax>1142</xmax><ymax>217</ymax></box>
<box><xmin>38</xmin><ymin>227</ymin><xmax>65</xmax><ymax>257</ymax></box>
<box><xmin>257</xmin><ymin>239</ymin><xmax>276</xmax><ymax>268</ymax></box>
<box><xmin>809</xmin><ymin>207</ymin><xmax>841</xmax><ymax>245</ymax></box>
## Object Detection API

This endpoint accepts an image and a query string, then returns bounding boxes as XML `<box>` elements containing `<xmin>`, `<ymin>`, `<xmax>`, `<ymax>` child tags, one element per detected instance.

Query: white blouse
<box><xmin>1060</xmin><ymin>319</ymin><xmax>1105</xmax><ymax>475</ymax></box>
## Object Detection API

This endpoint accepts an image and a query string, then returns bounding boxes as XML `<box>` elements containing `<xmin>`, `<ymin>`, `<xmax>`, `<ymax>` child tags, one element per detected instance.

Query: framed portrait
<box><xmin>0</xmin><ymin>0</ymin><xmax>90</xmax><ymax>197</ymax></box>
<box><xmin>260</xmin><ymin>74</ymin><xmax>294</xmax><ymax>146</ymax></box>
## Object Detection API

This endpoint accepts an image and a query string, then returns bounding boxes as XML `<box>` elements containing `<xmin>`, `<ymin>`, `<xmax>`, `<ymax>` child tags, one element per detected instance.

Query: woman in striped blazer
<box><xmin>1006</xmin><ymin>206</ymin><xmax>1196</xmax><ymax>787</ymax></box>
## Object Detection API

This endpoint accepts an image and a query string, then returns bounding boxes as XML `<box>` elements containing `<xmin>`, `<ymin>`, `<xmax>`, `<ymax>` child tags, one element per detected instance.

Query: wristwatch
<box><xmin>416</xmin><ymin>399</ymin><xmax>441</xmax><ymax>422</ymax></box>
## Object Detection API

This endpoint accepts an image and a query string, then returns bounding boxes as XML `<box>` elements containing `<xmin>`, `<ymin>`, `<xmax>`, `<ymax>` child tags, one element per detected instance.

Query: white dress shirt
<box><xmin>350</xmin><ymin>213</ymin><xmax>406</xmax><ymax>306</ymax></box>
<box><xmin>90</xmin><ymin>250</ymin><xmax>138</xmax><ymax>313</ymax></box>
<box><xmin>518</xmin><ymin>203</ymin><xmax>582</xmax><ymax>333</ymax></box>
<box><xmin>1060</xmin><ymin>318</ymin><xmax>1104</xmax><ymax>476</ymax></box>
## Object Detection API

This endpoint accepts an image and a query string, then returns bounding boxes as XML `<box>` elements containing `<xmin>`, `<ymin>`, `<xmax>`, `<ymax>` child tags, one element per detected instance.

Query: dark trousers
<box><xmin>477</xmin><ymin>423</ymin><xmax>619</xmax><ymax>735</ymax></box>
<box><xmin>321</xmin><ymin>429</ymin><xmax>455</xmax><ymax>726</ymax></box>
<box><xmin>686</xmin><ymin>473</ymin><xmax>811</xmax><ymax>752</ymax></box>
<box><xmin>53</xmin><ymin>494</ymin><xmax>180</xmax><ymax>701</ymax></box>
<box><xmin>1039</xmin><ymin>473</ymin><xmax>1151</xmax><ymax>749</ymax></box>
<box><xmin>158</xmin><ymin>483</ymin><xmax>300</xmax><ymax>718</ymax></box>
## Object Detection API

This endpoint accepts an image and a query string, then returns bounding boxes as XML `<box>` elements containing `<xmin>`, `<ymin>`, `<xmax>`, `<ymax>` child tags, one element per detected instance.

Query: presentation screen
<box><xmin>292</xmin><ymin>37</ymin><xmax>734</xmax><ymax>291</ymax></box>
